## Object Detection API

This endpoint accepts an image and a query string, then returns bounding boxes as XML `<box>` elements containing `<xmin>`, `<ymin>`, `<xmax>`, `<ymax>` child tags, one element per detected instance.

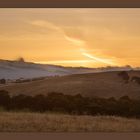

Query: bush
<box><xmin>0</xmin><ymin>79</ymin><xmax>6</xmax><ymax>84</ymax></box>
<box><xmin>0</xmin><ymin>90</ymin><xmax>10</xmax><ymax>109</ymax></box>
<box><xmin>118</xmin><ymin>71</ymin><xmax>129</xmax><ymax>83</ymax></box>
<box><xmin>131</xmin><ymin>76</ymin><xmax>140</xmax><ymax>85</ymax></box>
<box><xmin>0</xmin><ymin>90</ymin><xmax>140</xmax><ymax>118</ymax></box>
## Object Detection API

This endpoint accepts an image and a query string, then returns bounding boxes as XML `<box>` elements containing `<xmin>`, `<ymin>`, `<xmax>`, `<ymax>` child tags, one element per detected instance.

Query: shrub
<box><xmin>0</xmin><ymin>79</ymin><xmax>6</xmax><ymax>84</ymax></box>
<box><xmin>0</xmin><ymin>90</ymin><xmax>140</xmax><ymax>118</ymax></box>
<box><xmin>0</xmin><ymin>90</ymin><xmax>10</xmax><ymax>109</ymax></box>
<box><xmin>118</xmin><ymin>71</ymin><xmax>129</xmax><ymax>83</ymax></box>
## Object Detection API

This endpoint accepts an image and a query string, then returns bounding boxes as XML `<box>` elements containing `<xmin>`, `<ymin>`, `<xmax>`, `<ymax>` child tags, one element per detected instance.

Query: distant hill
<box><xmin>1</xmin><ymin>70</ymin><xmax>140</xmax><ymax>99</ymax></box>
<box><xmin>0</xmin><ymin>59</ymin><xmax>134</xmax><ymax>79</ymax></box>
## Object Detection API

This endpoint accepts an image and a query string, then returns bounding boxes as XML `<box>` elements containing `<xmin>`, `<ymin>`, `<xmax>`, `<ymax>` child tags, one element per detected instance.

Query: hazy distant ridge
<box><xmin>0</xmin><ymin>59</ymin><xmax>134</xmax><ymax>79</ymax></box>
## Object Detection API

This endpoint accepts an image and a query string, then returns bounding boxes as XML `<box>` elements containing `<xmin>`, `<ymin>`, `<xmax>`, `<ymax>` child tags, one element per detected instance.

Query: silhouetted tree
<box><xmin>117</xmin><ymin>96</ymin><xmax>132</xmax><ymax>117</ymax></box>
<box><xmin>11</xmin><ymin>94</ymin><xmax>33</xmax><ymax>111</ymax></box>
<box><xmin>16</xmin><ymin>57</ymin><xmax>25</xmax><ymax>62</ymax></box>
<box><xmin>0</xmin><ymin>90</ymin><xmax>140</xmax><ymax>118</ymax></box>
<box><xmin>118</xmin><ymin>71</ymin><xmax>130</xmax><ymax>83</ymax></box>
<box><xmin>47</xmin><ymin>92</ymin><xmax>71</xmax><ymax>112</ymax></box>
<box><xmin>33</xmin><ymin>94</ymin><xmax>47</xmax><ymax>112</ymax></box>
<box><xmin>0</xmin><ymin>90</ymin><xmax>10</xmax><ymax>109</ymax></box>
<box><xmin>131</xmin><ymin>76</ymin><xmax>140</xmax><ymax>85</ymax></box>
<box><xmin>0</xmin><ymin>79</ymin><xmax>6</xmax><ymax>84</ymax></box>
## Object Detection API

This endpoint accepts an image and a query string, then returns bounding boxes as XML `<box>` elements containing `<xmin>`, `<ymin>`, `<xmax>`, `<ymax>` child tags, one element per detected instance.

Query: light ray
<box><xmin>82</xmin><ymin>52</ymin><xmax>115</xmax><ymax>65</ymax></box>
<box><xmin>35</xmin><ymin>60</ymin><xmax>93</xmax><ymax>64</ymax></box>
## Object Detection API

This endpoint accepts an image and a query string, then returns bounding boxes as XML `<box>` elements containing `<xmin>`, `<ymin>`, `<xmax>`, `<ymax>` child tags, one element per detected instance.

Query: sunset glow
<box><xmin>0</xmin><ymin>8</ymin><xmax>140</xmax><ymax>67</ymax></box>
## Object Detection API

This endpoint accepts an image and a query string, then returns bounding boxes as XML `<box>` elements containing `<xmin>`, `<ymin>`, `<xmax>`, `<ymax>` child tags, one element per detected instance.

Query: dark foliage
<box><xmin>0</xmin><ymin>79</ymin><xmax>6</xmax><ymax>84</ymax></box>
<box><xmin>0</xmin><ymin>90</ymin><xmax>10</xmax><ymax>109</ymax></box>
<box><xmin>118</xmin><ymin>71</ymin><xmax>129</xmax><ymax>83</ymax></box>
<box><xmin>131</xmin><ymin>76</ymin><xmax>140</xmax><ymax>85</ymax></box>
<box><xmin>1</xmin><ymin>90</ymin><xmax>140</xmax><ymax>118</ymax></box>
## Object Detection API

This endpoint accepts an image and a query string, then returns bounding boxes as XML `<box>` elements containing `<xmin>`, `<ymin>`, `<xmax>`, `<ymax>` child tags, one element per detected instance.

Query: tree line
<box><xmin>1</xmin><ymin>90</ymin><xmax>140</xmax><ymax>118</ymax></box>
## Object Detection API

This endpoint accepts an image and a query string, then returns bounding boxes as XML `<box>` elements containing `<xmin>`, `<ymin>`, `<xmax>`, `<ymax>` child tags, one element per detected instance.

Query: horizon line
<box><xmin>0</xmin><ymin>58</ymin><xmax>138</xmax><ymax>69</ymax></box>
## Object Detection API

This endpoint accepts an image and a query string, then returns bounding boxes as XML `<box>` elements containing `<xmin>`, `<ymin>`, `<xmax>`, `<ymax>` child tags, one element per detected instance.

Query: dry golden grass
<box><xmin>1</xmin><ymin>71</ymin><xmax>140</xmax><ymax>99</ymax></box>
<box><xmin>0</xmin><ymin>112</ymin><xmax>140</xmax><ymax>132</ymax></box>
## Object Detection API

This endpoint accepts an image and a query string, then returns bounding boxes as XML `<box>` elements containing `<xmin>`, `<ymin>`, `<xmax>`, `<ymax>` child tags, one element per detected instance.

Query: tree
<box><xmin>33</xmin><ymin>94</ymin><xmax>47</xmax><ymax>112</ymax></box>
<box><xmin>117</xmin><ymin>96</ymin><xmax>132</xmax><ymax>116</ymax></box>
<box><xmin>0</xmin><ymin>90</ymin><xmax>10</xmax><ymax>109</ymax></box>
<box><xmin>11</xmin><ymin>94</ymin><xmax>33</xmax><ymax>111</ymax></box>
<box><xmin>131</xmin><ymin>76</ymin><xmax>140</xmax><ymax>85</ymax></box>
<box><xmin>16</xmin><ymin>57</ymin><xmax>25</xmax><ymax>62</ymax></box>
<box><xmin>0</xmin><ymin>79</ymin><xmax>6</xmax><ymax>84</ymax></box>
<box><xmin>118</xmin><ymin>71</ymin><xmax>129</xmax><ymax>83</ymax></box>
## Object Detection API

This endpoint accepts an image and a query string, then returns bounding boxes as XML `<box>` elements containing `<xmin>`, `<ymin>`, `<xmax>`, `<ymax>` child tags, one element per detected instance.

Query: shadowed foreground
<box><xmin>0</xmin><ymin>112</ymin><xmax>140</xmax><ymax>132</ymax></box>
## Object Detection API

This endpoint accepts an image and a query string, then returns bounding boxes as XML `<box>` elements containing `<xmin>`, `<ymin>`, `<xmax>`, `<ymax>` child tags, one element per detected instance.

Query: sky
<box><xmin>0</xmin><ymin>8</ymin><xmax>140</xmax><ymax>68</ymax></box>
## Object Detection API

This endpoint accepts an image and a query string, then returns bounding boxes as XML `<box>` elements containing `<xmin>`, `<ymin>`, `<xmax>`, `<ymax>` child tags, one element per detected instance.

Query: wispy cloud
<box><xmin>64</xmin><ymin>35</ymin><xmax>86</xmax><ymax>47</ymax></box>
<box><xmin>30</xmin><ymin>20</ymin><xmax>60</xmax><ymax>31</ymax></box>
<box><xmin>82</xmin><ymin>52</ymin><xmax>116</xmax><ymax>65</ymax></box>
<box><xmin>30</xmin><ymin>20</ymin><xmax>86</xmax><ymax>46</ymax></box>
<box><xmin>29</xmin><ymin>19</ymin><xmax>117</xmax><ymax>66</ymax></box>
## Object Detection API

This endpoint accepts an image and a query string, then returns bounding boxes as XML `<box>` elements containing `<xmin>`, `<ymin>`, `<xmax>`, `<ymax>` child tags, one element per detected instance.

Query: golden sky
<box><xmin>0</xmin><ymin>8</ymin><xmax>140</xmax><ymax>68</ymax></box>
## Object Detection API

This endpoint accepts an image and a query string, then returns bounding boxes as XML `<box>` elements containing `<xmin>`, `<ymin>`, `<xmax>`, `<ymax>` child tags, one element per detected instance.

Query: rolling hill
<box><xmin>1</xmin><ymin>70</ymin><xmax>140</xmax><ymax>99</ymax></box>
<box><xmin>0</xmin><ymin>59</ymin><xmax>133</xmax><ymax>79</ymax></box>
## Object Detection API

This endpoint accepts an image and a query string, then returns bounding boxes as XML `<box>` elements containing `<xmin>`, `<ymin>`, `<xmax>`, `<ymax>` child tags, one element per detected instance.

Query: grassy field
<box><xmin>0</xmin><ymin>112</ymin><xmax>140</xmax><ymax>132</ymax></box>
<box><xmin>1</xmin><ymin>71</ymin><xmax>140</xmax><ymax>99</ymax></box>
